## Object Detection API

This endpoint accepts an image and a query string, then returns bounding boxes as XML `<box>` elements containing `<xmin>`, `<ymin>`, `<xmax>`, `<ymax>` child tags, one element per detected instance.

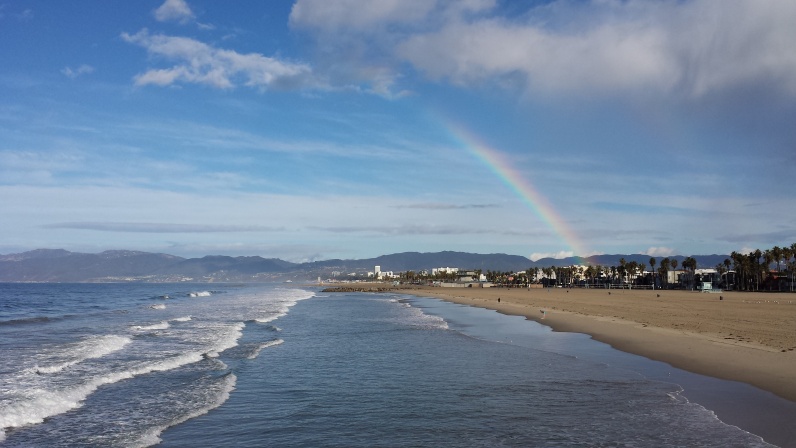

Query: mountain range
<box><xmin>0</xmin><ymin>249</ymin><xmax>733</xmax><ymax>283</ymax></box>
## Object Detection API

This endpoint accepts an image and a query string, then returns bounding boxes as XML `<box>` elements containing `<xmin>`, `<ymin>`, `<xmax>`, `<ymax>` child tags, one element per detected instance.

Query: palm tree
<box><xmin>753</xmin><ymin>249</ymin><xmax>763</xmax><ymax>291</ymax></box>
<box><xmin>715</xmin><ymin>263</ymin><xmax>726</xmax><ymax>288</ymax></box>
<box><xmin>660</xmin><ymin>257</ymin><xmax>670</xmax><ymax>288</ymax></box>
<box><xmin>772</xmin><ymin>246</ymin><xmax>783</xmax><ymax>273</ymax></box>
<box><xmin>649</xmin><ymin>257</ymin><xmax>656</xmax><ymax>288</ymax></box>
<box><xmin>618</xmin><ymin>258</ymin><xmax>627</xmax><ymax>286</ymax></box>
<box><xmin>723</xmin><ymin>258</ymin><xmax>731</xmax><ymax>288</ymax></box>
<box><xmin>784</xmin><ymin>246</ymin><xmax>795</xmax><ymax>292</ymax></box>
<box><xmin>690</xmin><ymin>257</ymin><xmax>698</xmax><ymax>288</ymax></box>
<box><xmin>731</xmin><ymin>251</ymin><xmax>746</xmax><ymax>291</ymax></box>
<box><xmin>671</xmin><ymin>259</ymin><xmax>678</xmax><ymax>287</ymax></box>
<box><xmin>584</xmin><ymin>265</ymin><xmax>595</xmax><ymax>287</ymax></box>
<box><xmin>627</xmin><ymin>261</ymin><xmax>637</xmax><ymax>286</ymax></box>
<box><xmin>763</xmin><ymin>250</ymin><xmax>774</xmax><ymax>290</ymax></box>
<box><xmin>789</xmin><ymin>243</ymin><xmax>796</xmax><ymax>291</ymax></box>
<box><xmin>680</xmin><ymin>257</ymin><xmax>693</xmax><ymax>289</ymax></box>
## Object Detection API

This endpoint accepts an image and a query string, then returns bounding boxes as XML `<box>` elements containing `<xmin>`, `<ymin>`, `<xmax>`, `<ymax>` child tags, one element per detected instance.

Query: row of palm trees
<box><xmin>728</xmin><ymin>243</ymin><xmax>796</xmax><ymax>291</ymax></box>
<box><xmin>485</xmin><ymin>243</ymin><xmax>796</xmax><ymax>291</ymax></box>
<box><xmin>398</xmin><ymin>242</ymin><xmax>796</xmax><ymax>292</ymax></box>
<box><xmin>483</xmin><ymin>257</ymin><xmax>698</xmax><ymax>289</ymax></box>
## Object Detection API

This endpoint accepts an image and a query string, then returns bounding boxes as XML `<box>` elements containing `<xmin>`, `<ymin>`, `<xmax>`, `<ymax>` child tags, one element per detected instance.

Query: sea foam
<box><xmin>246</xmin><ymin>339</ymin><xmax>284</xmax><ymax>359</ymax></box>
<box><xmin>132</xmin><ymin>373</ymin><xmax>237</xmax><ymax>448</ymax></box>
<box><xmin>31</xmin><ymin>335</ymin><xmax>132</xmax><ymax>375</ymax></box>
<box><xmin>132</xmin><ymin>321</ymin><xmax>170</xmax><ymax>331</ymax></box>
<box><xmin>188</xmin><ymin>291</ymin><xmax>212</xmax><ymax>297</ymax></box>
<box><xmin>2</xmin><ymin>320</ymin><xmax>246</xmax><ymax>438</ymax></box>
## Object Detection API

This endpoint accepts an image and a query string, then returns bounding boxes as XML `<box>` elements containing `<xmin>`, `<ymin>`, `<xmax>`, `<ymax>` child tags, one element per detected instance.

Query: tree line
<box><xmin>728</xmin><ymin>243</ymin><xmax>796</xmax><ymax>291</ymax></box>
<box><xmin>398</xmin><ymin>242</ymin><xmax>796</xmax><ymax>292</ymax></box>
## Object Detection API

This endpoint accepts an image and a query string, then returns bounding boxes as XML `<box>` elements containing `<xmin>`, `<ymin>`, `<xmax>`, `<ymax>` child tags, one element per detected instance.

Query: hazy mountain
<box><xmin>303</xmin><ymin>251</ymin><xmax>533</xmax><ymax>273</ymax></box>
<box><xmin>160</xmin><ymin>256</ymin><xmax>297</xmax><ymax>277</ymax></box>
<box><xmin>0</xmin><ymin>250</ymin><xmax>184</xmax><ymax>282</ymax></box>
<box><xmin>0</xmin><ymin>249</ymin><xmax>733</xmax><ymax>282</ymax></box>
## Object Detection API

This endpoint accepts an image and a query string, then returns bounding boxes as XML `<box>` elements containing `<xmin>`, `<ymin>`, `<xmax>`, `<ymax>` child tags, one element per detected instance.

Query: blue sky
<box><xmin>1</xmin><ymin>0</ymin><xmax>795</xmax><ymax>262</ymax></box>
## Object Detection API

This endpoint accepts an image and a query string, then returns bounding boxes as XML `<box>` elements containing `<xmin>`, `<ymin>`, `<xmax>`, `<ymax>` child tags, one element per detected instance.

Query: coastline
<box><xmin>346</xmin><ymin>284</ymin><xmax>796</xmax><ymax>404</ymax></box>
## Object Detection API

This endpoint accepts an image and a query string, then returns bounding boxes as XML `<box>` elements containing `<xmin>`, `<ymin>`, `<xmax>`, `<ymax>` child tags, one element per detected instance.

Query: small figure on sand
<box><xmin>540</xmin><ymin>309</ymin><xmax>546</xmax><ymax>319</ymax></box>
<box><xmin>498</xmin><ymin>297</ymin><xmax>500</xmax><ymax>303</ymax></box>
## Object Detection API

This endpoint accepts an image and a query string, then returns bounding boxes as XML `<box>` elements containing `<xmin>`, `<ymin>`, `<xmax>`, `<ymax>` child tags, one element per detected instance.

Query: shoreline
<box><xmin>344</xmin><ymin>284</ymin><xmax>796</xmax><ymax>404</ymax></box>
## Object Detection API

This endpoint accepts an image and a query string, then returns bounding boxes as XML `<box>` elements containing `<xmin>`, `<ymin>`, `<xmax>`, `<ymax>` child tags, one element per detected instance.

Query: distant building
<box><xmin>368</xmin><ymin>265</ymin><xmax>396</xmax><ymax>280</ymax></box>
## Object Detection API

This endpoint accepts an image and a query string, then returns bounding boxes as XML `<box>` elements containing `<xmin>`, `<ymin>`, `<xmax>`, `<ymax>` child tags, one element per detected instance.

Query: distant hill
<box><xmin>159</xmin><ymin>255</ymin><xmax>297</xmax><ymax>277</ymax></box>
<box><xmin>0</xmin><ymin>250</ymin><xmax>184</xmax><ymax>282</ymax></box>
<box><xmin>0</xmin><ymin>249</ymin><xmax>732</xmax><ymax>282</ymax></box>
<box><xmin>303</xmin><ymin>251</ymin><xmax>533</xmax><ymax>273</ymax></box>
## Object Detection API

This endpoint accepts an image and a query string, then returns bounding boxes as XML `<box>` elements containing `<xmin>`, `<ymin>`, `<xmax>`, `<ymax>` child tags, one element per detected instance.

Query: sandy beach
<box><xmin>363</xmin><ymin>284</ymin><xmax>796</xmax><ymax>403</ymax></box>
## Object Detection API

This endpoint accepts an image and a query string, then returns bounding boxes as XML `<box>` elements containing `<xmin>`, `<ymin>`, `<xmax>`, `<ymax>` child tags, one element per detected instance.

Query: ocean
<box><xmin>0</xmin><ymin>283</ymin><xmax>792</xmax><ymax>447</ymax></box>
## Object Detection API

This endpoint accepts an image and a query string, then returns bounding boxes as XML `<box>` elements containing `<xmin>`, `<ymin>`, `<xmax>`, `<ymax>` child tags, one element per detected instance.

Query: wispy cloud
<box><xmin>61</xmin><ymin>64</ymin><xmax>95</xmax><ymax>79</ymax></box>
<box><xmin>121</xmin><ymin>29</ymin><xmax>317</xmax><ymax>90</ymax></box>
<box><xmin>395</xmin><ymin>202</ymin><xmax>499</xmax><ymax>210</ymax></box>
<box><xmin>43</xmin><ymin>222</ymin><xmax>286</xmax><ymax>233</ymax></box>
<box><xmin>15</xmin><ymin>8</ymin><xmax>34</xmax><ymax>22</ymax></box>
<box><xmin>289</xmin><ymin>0</ymin><xmax>439</xmax><ymax>31</ymax></box>
<box><xmin>718</xmin><ymin>230</ymin><xmax>796</xmax><ymax>245</ymax></box>
<box><xmin>310</xmin><ymin>224</ymin><xmax>544</xmax><ymax>237</ymax></box>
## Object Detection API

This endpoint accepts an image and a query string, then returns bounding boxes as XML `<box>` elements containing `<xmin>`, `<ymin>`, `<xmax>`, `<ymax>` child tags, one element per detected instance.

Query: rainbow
<box><xmin>441</xmin><ymin>119</ymin><xmax>589</xmax><ymax>261</ymax></box>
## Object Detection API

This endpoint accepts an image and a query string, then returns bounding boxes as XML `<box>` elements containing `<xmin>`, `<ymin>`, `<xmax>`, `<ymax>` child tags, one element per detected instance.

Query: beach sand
<box><xmin>379</xmin><ymin>285</ymin><xmax>796</xmax><ymax>403</ymax></box>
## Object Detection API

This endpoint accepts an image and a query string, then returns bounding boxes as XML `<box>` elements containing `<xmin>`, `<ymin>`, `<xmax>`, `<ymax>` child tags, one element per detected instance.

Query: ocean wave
<box><xmin>2</xmin><ymin>319</ymin><xmax>246</xmax><ymax>437</ymax></box>
<box><xmin>149</xmin><ymin>304</ymin><xmax>166</xmax><ymax>310</ymax></box>
<box><xmin>171</xmin><ymin>316</ymin><xmax>192</xmax><ymax>322</ymax></box>
<box><xmin>254</xmin><ymin>312</ymin><xmax>286</xmax><ymax>324</ymax></box>
<box><xmin>188</xmin><ymin>291</ymin><xmax>212</xmax><ymax>298</ymax></box>
<box><xmin>203</xmin><ymin>322</ymin><xmax>245</xmax><ymax>358</ymax></box>
<box><xmin>132</xmin><ymin>321</ymin><xmax>170</xmax><ymax>331</ymax></box>
<box><xmin>391</xmin><ymin>301</ymin><xmax>449</xmax><ymax>330</ymax></box>
<box><xmin>131</xmin><ymin>373</ymin><xmax>237</xmax><ymax>448</ymax></box>
<box><xmin>1</xmin><ymin>347</ymin><xmax>218</xmax><ymax>436</ymax></box>
<box><xmin>30</xmin><ymin>335</ymin><xmax>132</xmax><ymax>375</ymax></box>
<box><xmin>246</xmin><ymin>339</ymin><xmax>284</xmax><ymax>359</ymax></box>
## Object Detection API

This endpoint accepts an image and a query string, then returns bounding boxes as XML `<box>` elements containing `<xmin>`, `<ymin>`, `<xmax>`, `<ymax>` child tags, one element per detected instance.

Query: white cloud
<box><xmin>43</xmin><ymin>222</ymin><xmax>285</xmax><ymax>233</ymax></box>
<box><xmin>288</xmin><ymin>0</ymin><xmax>497</xmax><ymax>95</ymax></box>
<box><xmin>61</xmin><ymin>64</ymin><xmax>95</xmax><ymax>79</ymax></box>
<box><xmin>154</xmin><ymin>0</ymin><xmax>194</xmax><ymax>23</ymax></box>
<box><xmin>396</xmin><ymin>18</ymin><xmax>678</xmax><ymax>95</ymax></box>
<box><xmin>643</xmin><ymin>247</ymin><xmax>676</xmax><ymax>257</ymax></box>
<box><xmin>121</xmin><ymin>29</ymin><xmax>316</xmax><ymax>90</ymax></box>
<box><xmin>530</xmin><ymin>251</ymin><xmax>574</xmax><ymax>262</ymax></box>
<box><xmin>291</xmin><ymin>0</ymin><xmax>796</xmax><ymax>99</ymax></box>
<box><xmin>290</xmin><ymin>0</ymin><xmax>495</xmax><ymax>30</ymax></box>
<box><xmin>290</xmin><ymin>0</ymin><xmax>435</xmax><ymax>31</ymax></box>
